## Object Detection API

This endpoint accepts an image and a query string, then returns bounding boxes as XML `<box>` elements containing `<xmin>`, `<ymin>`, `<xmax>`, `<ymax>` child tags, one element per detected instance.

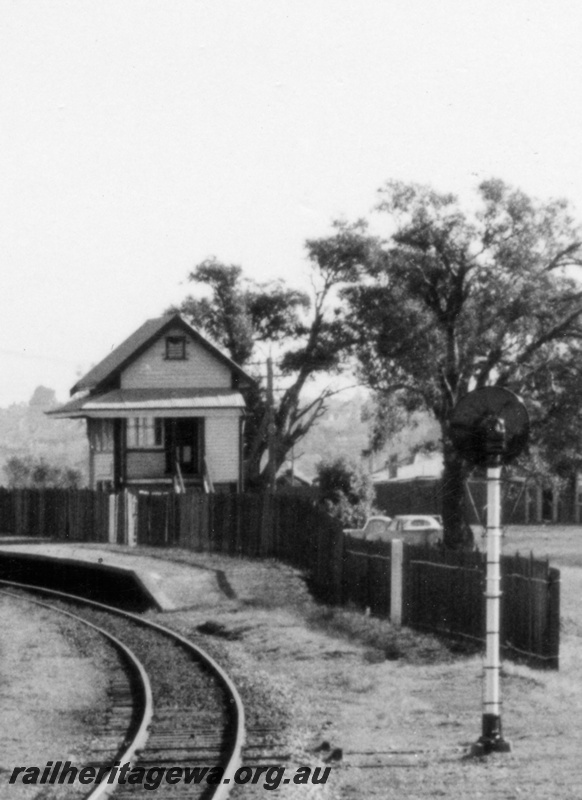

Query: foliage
<box><xmin>517</xmin><ymin>341</ymin><xmax>582</xmax><ymax>483</ymax></box>
<box><xmin>177</xmin><ymin>258</ymin><xmax>311</xmax><ymax>366</ymax></box>
<box><xmin>342</xmin><ymin>178</ymin><xmax>582</xmax><ymax>547</ymax></box>
<box><xmin>0</xmin><ymin>386</ymin><xmax>88</xmax><ymax>487</ymax></box>
<box><xmin>288</xmin><ymin>391</ymin><xmax>371</xmax><ymax>479</ymax></box>
<box><xmin>174</xmin><ymin>223</ymin><xmax>372</xmax><ymax>487</ymax></box>
<box><xmin>316</xmin><ymin>456</ymin><xmax>376</xmax><ymax>528</ymax></box>
<box><xmin>361</xmin><ymin>396</ymin><xmax>441</xmax><ymax>460</ymax></box>
<box><xmin>4</xmin><ymin>455</ymin><xmax>83</xmax><ymax>489</ymax></box>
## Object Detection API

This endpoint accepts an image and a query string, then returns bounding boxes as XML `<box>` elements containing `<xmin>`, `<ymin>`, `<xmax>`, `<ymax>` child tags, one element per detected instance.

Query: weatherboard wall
<box><xmin>205</xmin><ymin>416</ymin><xmax>240</xmax><ymax>483</ymax></box>
<box><xmin>120</xmin><ymin>327</ymin><xmax>232</xmax><ymax>390</ymax></box>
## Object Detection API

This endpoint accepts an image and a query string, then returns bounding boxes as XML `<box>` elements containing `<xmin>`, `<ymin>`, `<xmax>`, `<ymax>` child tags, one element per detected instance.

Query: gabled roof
<box><xmin>71</xmin><ymin>314</ymin><xmax>255</xmax><ymax>395</ymax></box>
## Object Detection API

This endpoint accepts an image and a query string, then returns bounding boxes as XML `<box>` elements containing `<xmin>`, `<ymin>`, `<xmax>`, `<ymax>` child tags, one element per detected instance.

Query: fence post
<box><xmin>108</xmin><ymin>494</ymin><xmax>117</xmax><ymax>543</ymax></box>
<box><xmin>547</xmin><ymin>568</ymin><xmax>561</xmax><ymax>669</ymax></box>
<box><xmin>326</xmin><ymin>525</ymin><xmax>345</xmax><ymax>605</ymax></box>
<box><xmin>391</xmin><ymin>539</ymin><xmax>403</xmax><ymax>627</ymax></box>
<box><xmin>535</xmin><ymin>482</ymin><xmax>543</xmax><ymax>523</ymax></box>
<box><xmin>552</xmin><ymin>478</ymin><xmax>560</xmax><ymax>523</ymax></box>
<box><xmin>126</xmin><ymin>491</ymin><xmax>137</xmax><ymax>547</ymax></box>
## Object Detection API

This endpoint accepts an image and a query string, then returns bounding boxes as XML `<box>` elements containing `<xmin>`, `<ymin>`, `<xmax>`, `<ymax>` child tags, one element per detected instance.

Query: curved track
<box><xmin>0</xmin><ymin>580</ymin><xmax>245</xmax><ymax>800</ymax></box>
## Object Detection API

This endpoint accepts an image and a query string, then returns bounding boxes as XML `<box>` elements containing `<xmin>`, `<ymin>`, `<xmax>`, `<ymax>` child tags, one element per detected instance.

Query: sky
<box><xmin>2</xmin><ymin>0</ymin><xmax>582</xmax><ymax>406</ymax></box>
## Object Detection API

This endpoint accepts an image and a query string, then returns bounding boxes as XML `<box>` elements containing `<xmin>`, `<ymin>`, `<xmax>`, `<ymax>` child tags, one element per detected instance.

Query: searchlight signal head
<box><xmin>450</xmin><ymin>387</ymin><xmax>529</xmax><ymax>468</ymax></box>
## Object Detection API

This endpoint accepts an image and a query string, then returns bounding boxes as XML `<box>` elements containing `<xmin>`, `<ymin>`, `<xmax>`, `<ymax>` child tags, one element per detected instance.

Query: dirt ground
<box><xmin>3</xmin><ymin>526</ymin><xmax>581</xmax><ymax>799</ymax></box>
<box><xmin>0</xmin><ymin>595</ymin><xmax>112</xmax><ymax>800</ymax></box>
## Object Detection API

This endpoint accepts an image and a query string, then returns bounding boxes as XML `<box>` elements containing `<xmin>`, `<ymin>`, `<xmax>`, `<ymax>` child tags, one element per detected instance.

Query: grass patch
<box><xmin>305</xmin><ymin>603</ymin><xmax>476</xmax><ymax>665</ymax></box>
<box><xmin>477</xmin><ymin>524</ymin><xmax>582</xmax><ymax>569</ymax></box>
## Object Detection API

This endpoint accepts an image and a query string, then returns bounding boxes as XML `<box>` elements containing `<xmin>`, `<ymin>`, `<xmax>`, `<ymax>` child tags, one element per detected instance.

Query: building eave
<box><xmin>48</xmin><ymin>388</ymin><xmax>246</xmax><ymax>419</ymax></box>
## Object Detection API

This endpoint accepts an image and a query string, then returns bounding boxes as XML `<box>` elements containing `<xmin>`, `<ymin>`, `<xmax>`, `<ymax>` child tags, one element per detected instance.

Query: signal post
<box><xmin>474</xmin><ymin>462</ymin><xmax>511</xmax><ymax>754</ymax></box>
<box><xmin>450</xmin><ymin>388</ymin><xmax>529</xmax><ymax>755</ymax></box>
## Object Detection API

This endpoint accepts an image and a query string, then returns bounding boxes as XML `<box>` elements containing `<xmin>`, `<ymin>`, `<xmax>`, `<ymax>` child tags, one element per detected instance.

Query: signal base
<box><xmin>470</xmin><ymin>715</ymin><xmax>512</xmax><ymax>756</ymax></box>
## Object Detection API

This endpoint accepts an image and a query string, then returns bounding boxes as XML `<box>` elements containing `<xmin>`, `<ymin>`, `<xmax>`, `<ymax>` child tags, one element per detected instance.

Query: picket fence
<box><xmin>0</xmin><ymin>488</ymin><xmax>560</xmax><ymax>668</ymax></box>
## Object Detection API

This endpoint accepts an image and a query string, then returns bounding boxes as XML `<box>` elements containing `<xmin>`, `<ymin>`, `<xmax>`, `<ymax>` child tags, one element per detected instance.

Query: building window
<box><xmin>127</xmin><ymin>418</ymin><xmax>164</xmax><ymax>449</ymax></box>
<box><xmin>165</xmin><ymin>336</ymin><xmax>186</xmax><ymax>360</ymax></box>
<box><xmin>89</xmin><ymin>419</ymin><xmax>114</xmax><ymax>452</ymax></box>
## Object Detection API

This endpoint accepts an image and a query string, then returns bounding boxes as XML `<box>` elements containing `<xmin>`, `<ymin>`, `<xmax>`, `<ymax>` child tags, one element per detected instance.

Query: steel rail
<box><xmin>0</xmin><ymin>579</ymin><xmax>246</xmax><ymax>800</ymax></box>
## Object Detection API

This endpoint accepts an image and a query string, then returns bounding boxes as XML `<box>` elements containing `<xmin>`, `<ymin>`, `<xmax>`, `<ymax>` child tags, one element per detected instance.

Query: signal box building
<box><xmin>49</xmin><ymin>314</ymin><xmax>254</xmax><ymax>493</ymax></box>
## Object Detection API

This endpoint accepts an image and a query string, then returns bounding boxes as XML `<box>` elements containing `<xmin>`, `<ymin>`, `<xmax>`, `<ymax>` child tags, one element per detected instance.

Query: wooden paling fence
<box><xmin>123</xmin><ymin>491</ymin><xmax>344</xmax><ymax>603</ymax></box>
<box><xmin>334</xmin><ymin>536</ymin><xmax>560</xmax><ymax>669</ymax></box>
<box><xmin>501</xmin><ymin>552</ymin><xmax>560</xmax><ymax>669</ymax></box>
<box><xmin>0</xmin><ymin>488</ymin><xmax>110</xmax><ymax>542</ymax></box>
<box><xmin>0</xmin><ymin>488</ymin><xmax>559</xmax><ymax>668</ymax></box>
<box><xmin>403</xmin><ymin>545</ymin><xmax>485</xmax><ymax>643</ymax></box>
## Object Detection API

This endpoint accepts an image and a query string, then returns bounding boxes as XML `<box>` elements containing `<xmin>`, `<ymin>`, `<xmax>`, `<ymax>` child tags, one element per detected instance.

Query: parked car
<box><xmin>343</xmin><ymin>515</ymin><xmax>392</xmax><ymax>540</ymax></box>
<box><xmin>364</xmin><ymin>514</ymin><xmax>443</xmax><ymax>545</ymax></box>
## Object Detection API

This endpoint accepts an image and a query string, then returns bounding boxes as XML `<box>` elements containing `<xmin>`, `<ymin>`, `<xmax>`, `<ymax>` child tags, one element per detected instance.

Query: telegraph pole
<box><xmin>266</xmin><ymin>356</ymin><xmax>276</xmax><ymax>494</ymax></box>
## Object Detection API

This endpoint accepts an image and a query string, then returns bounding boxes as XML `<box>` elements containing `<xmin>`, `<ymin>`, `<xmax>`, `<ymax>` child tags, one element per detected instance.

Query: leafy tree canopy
<box><xmin>179</xmin><ymin>258</ymin><xmax>311</xmax><ymax>365</ymax></box>
<box><xmin>342</xmin><ymin>178</ymin><xmax>582</xmax><ymax>546</ymax></box>
<box><xmin>173</xmin><ymin>222</ymin><xmax>373</xmax><ymax>486</ymax></box>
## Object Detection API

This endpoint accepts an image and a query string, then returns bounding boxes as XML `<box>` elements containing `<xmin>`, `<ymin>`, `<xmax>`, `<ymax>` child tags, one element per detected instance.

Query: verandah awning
<box><xmin>48</xmin><ymin>388</ymin><xmax>246</xmax><ymax>419</ymax></box>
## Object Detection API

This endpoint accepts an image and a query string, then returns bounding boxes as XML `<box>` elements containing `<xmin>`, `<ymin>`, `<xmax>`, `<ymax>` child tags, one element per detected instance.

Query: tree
<box><xmin>343</xmin><ymin>178</ymin><xmax>582</xmax><ymax>548</ymax></box>
<box><xmin>517</xmin><ymin>339</ymin><xmax>582</xmax><ymax>489</ymax></box>
<box><xmin>28</xmin><ymin>385</ymin><xmax>57</xmax><ymax>409</ymax></box>
<box><xmin>4</xmin><ymin>456</ymin><xmax>83</xmax><ymax>489</ymax></box>
<box><xmin>174</xmin><ymin>223</ymin><xmax>372</xmax><ymax>487</ymax></box>
<box><xmin>316</xmin><ymin>456</ymin><xmax>376</xmax><ymax>528</ymax></box>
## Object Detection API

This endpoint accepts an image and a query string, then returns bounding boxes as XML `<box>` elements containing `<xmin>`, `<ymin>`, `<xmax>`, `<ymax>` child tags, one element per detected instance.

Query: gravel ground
<box><xmin>0</xmin><ymin>594</ymin><xmax>113</xmax><ymax>800</ymax></box>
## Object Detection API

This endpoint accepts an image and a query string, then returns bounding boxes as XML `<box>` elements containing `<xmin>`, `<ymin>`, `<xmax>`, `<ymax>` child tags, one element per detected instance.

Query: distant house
<box><xmin>276</xmin><ymin>461</ymin><xmax>313</xmax><ymax>488</ymax></box>
<box><xmin>49</xmin><ymin>314</ymin><xmax>255</xmax><ymax>493</ymax></box>
<box><xmin>370</xmin><ymin>452</ymin><xmax>444</xmax><ymax>483</ymax></box>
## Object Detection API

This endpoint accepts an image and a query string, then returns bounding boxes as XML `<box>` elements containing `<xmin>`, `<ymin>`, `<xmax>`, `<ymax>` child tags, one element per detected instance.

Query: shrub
<box><xmin>4</xmin><ymin>455</ymin><xmax>83</xmax><ymax>489</ymax></box>
<box><xmin>316</xmin><ymin>456</ymin><xmax>376</xmax><ymax>528</ymax></box>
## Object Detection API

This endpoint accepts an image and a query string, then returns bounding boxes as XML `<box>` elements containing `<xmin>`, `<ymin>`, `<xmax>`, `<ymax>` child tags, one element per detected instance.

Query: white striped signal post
<box><xmin>472</xmin><ymin>465</ymin><xmax>511</xmax><ymax>754</ymax></box>
<box><xmin>449</xmin><ymin>387</ymin><xmax>529</xmax><ymax>756</ymax></box>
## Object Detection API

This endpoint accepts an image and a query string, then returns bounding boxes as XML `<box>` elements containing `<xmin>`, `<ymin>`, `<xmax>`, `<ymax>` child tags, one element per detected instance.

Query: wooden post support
<box><xmin>576</xmin><ymin>472</ymin><xmax>582</xmax><ymax>525</ymax></box>
<box><xmin>552</xmin><ymin>479</ymin><xmax>559</xmax><ymax>523</ymax></box>
<box><xmin>108</xmin><ymin>494</ymin><xmax>117</xmax><ymax>544</ymax></box>
<box><xmin>391</xmin><ymin>538</ymin><xmax>403</xmax><ymax>627</ymax></box>
<box><xmin>535</xmin><ymin>482</ymin><xmax>543</xmax><ymax>523</ymax></box>
<box><xmin>267</xmin><ymin>356</ymin><xmax>276</xmax><ymax>495</ymax></box>
<box><xmin>126</xmin><ymin>491</ymin><xmax>137</xmax><ymax>548</ymax></box>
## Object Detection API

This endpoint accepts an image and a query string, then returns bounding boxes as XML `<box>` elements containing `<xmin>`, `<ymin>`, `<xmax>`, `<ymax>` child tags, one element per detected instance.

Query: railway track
<box><xmin>0</xmin><ymin>580</ymin><xmax>245</xmax><ymax>800</ymax></box>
